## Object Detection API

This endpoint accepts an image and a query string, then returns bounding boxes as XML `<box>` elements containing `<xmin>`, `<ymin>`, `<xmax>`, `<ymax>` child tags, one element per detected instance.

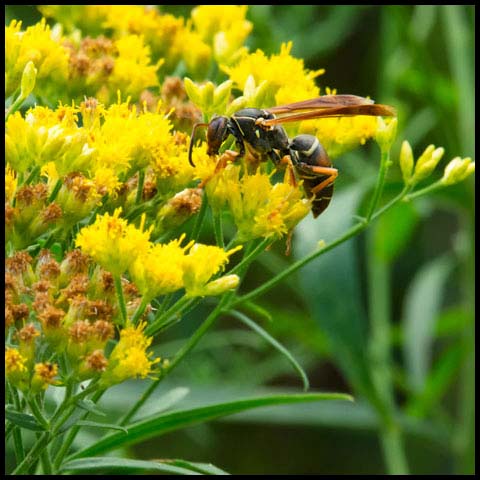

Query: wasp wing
<box><xmin>266</xmin><ymin>94</ymin><xmax>374</xmax><ymax>114</ymax></box>
<box><xmin>262</xmin><ymin>102</ymin><xmax>396</xmax><ymax>127</ymax></box>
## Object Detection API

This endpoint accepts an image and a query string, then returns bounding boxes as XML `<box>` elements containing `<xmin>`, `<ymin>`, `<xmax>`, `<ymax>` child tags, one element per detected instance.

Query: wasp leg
<box><xmin>214</xmin><ymin>149</ymin><xmax>240</xmax><ymax>173</ymax></box>
<box><xmin>297</xmin><ymin>164</ymin><xmax>338</xmax><ymax>194</ymax></box>
<box><xmin>279</xmin><ymin>155</ymin><xmax>299</xmax><ymax>187</ymax></box>
<box><xmin>198</xmin><ymin>150</ymin><xmax>240</xmax><ymax>188</ymax></box>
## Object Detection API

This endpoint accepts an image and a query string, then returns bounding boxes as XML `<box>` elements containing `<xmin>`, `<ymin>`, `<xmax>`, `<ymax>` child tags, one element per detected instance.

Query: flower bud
<box><xmin>399</xmin><ymin>140</ymin><xmax>414</xmax><ymax>184</ymax></box>
<box><xmin>20</xmin><ymin>61</ymin><xmax>37</xmax><ymax>100</ymax></box>
<box><xmin>412</xmin><ymin>145</ymin><xmax>444</xmax><ymax>183</ymax></box>
<box><xmin>441</xmin><ymin>157</ymin><xmax>475</xmax><ymax>185</ymax></box>
<box><xmin>212</xmin><ymin>79</ymin><xmax>233</xmax><ymax>112</ymax></box>
<box><xmin>194</xmin><ymin>274</ymin><xmax>240</xmax><ymax>297</ymax></box>
<box><xmin>375</xmin><ymin>117</ymin><xmax>398</xmax><ymax>152</ymax></box>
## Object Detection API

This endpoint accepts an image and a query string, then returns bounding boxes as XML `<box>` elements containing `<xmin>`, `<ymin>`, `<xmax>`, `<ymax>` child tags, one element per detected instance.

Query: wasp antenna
<box><xmin>188</xmin><ymin>122</ymin><xmax>209</xmax><ymax>167</ymax></box>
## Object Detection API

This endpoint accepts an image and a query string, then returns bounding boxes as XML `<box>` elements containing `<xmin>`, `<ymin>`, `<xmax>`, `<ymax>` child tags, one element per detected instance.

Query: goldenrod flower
<box><xmin>58</xmin><ymin>31</ymin><xmax>159</xmax><ymax>104</ymax></box>
<box><xmin>190</xmin><ymin>5</ymin><xmax>252</xmax><ymax>66</ymax></box>
<box><xmin>5</xmin><ymin>19</ymin><xmax>69</xmax><ymax>99</ymax></box>
<box><xmin>155</xmin><ymin>188</ymin><xmax>203</xmax><ymax>235</ymax></box>
<box><xmin>100</xmin><ymin>322</ymin><xmax>159</xmax><ymax>386</ymax></box>
<box><xmin>5</xmin><ymin>164</ymin><xmax>18</xmax><ymax>204</ymax></box>
<box><xmin>75</xmin><ymin>209</ymin><xmax>152</xmax><ymax>276</ymax></box>
<box><xmin>38</xmin><ymin>5</ymin><xmax>111</xmax><ymax>36</ymax></box>
<box><xmin>129</xmin><ymin>235</ymin><xmax>192</xmax><ymax>301</ymax></box>
<box><xmin>106</xmin><ymin>35</ymin><xmax>160</xmax><ymax>104</ymax></box>
<box><xmin>183</xmin><ymin>244</ymin><xmax>242</xmax><ymax>297</ymax></box>
<box><xmin>31</xmin><ymin>362</ymin><xmax>58</xmax><ymax>393</ymax></box>
<box><xmin>181</xmin><ymin>29</ymin><xmax>212</xmax><ymax>80</ymax></box>
<box><xmin>301</xmin><ymin>117</ymin><xmax>376</xmax><ymax>159</ymax></box>
<box><xmin>5</xmin><ymin>347</ymin><xmax>29</xmax><ymax>391</ymax></box>
<box><xmin>223</xmin><ymin>42</ymin><xmax>323</xmax><ymax>108</ymax></box>
<box><xmin>102</xmin><ymin>6</ymin><xmax>185</xmax><ymax>70</ymax></box>
<box><xmin>208</xmin><ymin>165</ymin><xmax>311</xmax><ymax>242</ymax></box>
<box><xmin>5</xmin><ymin>108</ymin><xmax>93</xmax><ymax>175</ymax></box>
<box><xmin>5</xmin><ymin>348</ymin><xmax>28</xmax><ymax>375</ymax></box>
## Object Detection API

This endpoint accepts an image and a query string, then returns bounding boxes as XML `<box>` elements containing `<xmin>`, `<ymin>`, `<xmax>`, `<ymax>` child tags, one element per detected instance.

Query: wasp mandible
<box><xmin>188</xmin><ymin>94</ymin><xmax>396</xmax><ymax>217</ymax></box>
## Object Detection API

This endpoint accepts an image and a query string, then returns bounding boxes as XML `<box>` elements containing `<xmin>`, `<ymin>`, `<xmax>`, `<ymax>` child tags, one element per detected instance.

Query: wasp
<box><xmin>188</xmin><ymin>94</ymin><xmax>396</xmax><ymax>217</ymax></box>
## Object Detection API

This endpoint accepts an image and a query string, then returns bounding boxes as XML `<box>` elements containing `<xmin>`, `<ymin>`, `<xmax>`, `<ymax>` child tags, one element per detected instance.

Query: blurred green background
<box><xmin>6</xmin><ymin>5</ymin><xmax>475</xmax><ymax>475</ymax></box>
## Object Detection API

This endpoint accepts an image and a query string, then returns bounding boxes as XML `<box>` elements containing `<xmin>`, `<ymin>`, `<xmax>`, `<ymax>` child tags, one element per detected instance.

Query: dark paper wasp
<box><xmin>188</xmin><ymin>94</ymin><xmax>396</xmax><ymax>217</ymax></box>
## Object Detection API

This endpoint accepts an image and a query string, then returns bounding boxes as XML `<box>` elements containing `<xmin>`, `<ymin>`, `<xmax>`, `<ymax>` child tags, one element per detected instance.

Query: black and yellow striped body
<box><xmin>289</xmin><ymin>134</ymin><xmax>336</xmax><ymax>218</ymax></box>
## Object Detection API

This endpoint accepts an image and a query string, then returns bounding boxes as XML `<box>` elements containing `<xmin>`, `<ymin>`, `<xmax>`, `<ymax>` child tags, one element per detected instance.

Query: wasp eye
<box><xmin>207</xmin><ymin>116</ymin><xmax>229</xmax><ymax>156</ymax></box>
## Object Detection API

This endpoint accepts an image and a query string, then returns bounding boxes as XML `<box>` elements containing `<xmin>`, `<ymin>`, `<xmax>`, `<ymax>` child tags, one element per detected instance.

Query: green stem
<box><xmin>191</xmin><ymin>192</ymin><xmax>208</xmax><ymax>241</ymax></box>
<box><xmin>47</xmin><ymin>179</ymin><xmax>63</xmax><ymax>203</ymax></box>
<box><xmin>131</xmin><ymin>295</ymin><xmax>150</xmax><ymax>326</ymax></box>
<box><xmin>12</xmin><ymin>427</ymin><xmax>25</xmax><ymax>468</ymax></box>
<box><xmin>366</xmin><ymin>148</ymin><xmax>391</xmax><ymax>222</ymax></box>
<box><xmin>135</xmin><ymin>170</ymin><xmax>145</xmax><ymax>205</ymax></box>
<box><xmin>28</xmin><ymin>396</ymin><xmax>50</xmax><ymax>431</ymax></box>
<box><xmin>231</xmin><ymin>221</ymin><xmax>366</xmax><ymax>307</ymax></box>
<box><xmin>23</xmin><ymin>165</ymin><xmax>41</xmax><ymax>186</ymax></box>
<box><xmin>40</xmin><ymin>439</ymin><xmax>54</xmax><ymax>475</ymax></box>
<box><xmin>366</xmin><ymin>227</ymin><xmax>409</xmax><ymax>474</ymax></box>
<box><xmin>8</xmin><ymin>383</ymin><xmax>25</xmax><ymax>465</ymax></box>
<box><xmin>53</xmin><ymin>390</ymin><xmax>105</xmax><ymax>471</ymax></box>
<box><xmin>119</xmin><ymin>378</ymin><xmax>160</xmax><ymax>427</ymax></box>
<box><xmin>145</xmin><ymin>295</ymin><xmax>195</xmax><ymax>336</ymax></box>
<box><xmin>380</xmin><ymin>422</ymin><xmax>410</xmax><ymax>475</ymax></box>
<box><xmin>121</xmin><ymin>294</ymin><xmax>232</xmax><ymax>426</ymax></box>
<box><xmin>114</xmin><ymin>275</ymin><xmax>127</xmax><ymax>326</ymax></box>
<box><xmin>403</xmin><ymin>180</ymin><xmax>444</xmax><ymax>202</ymax></box>
<box><xmin>213</xmin><ymin>211</ymin><xmax>224</xmax><ymax>248</ymax></box>
<box><xmin>5</xmin><ymin>93</ymin><xmax>27</xmax><ymax>121</ymax></box>
<box><xmin>164</xmin><ymin>294</ymin><xmax>233</xmax><ymax>375</ymax></box>
<box><xmin>12</xmin><ymin>432</ymin><xmax>51</xmax><ymax>475</ymax></box>
<box><xmin>228</xmin><ymin>237</ymin><xmax>272</xmax><ymax>275</ymax></box>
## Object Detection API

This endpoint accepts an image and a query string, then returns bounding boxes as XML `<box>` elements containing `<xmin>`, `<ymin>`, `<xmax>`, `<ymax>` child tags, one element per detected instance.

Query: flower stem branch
<box><xmin>114</xmin><ymin>275</ymin><xmax>127</xmax><ymax>326</ymax></box>
<box><xmin>366</xmin><ymin>148</ymin><xmax>392</xmax><ymax>222</ymax></box>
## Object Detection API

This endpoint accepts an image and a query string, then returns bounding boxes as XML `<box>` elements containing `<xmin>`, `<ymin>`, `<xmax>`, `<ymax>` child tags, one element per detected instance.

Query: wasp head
<box><xmin>206</xmin><ymin>115</ymin><xmax>229</xmax><ymax>157</ymax></box>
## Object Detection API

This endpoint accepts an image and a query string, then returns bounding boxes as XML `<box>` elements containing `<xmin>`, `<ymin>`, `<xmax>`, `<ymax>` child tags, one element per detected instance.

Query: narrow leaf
<box><xmin>403</xmin><ymin>254</ymin><xmax>453</xmax><ymax>391</ymax></box>
<box><xmin>229</xmin><ymin>309</ymin><xmax>309</xmax><ymax>391</ymax></box>
<box><xmin>160</xmin><ymin>459</ymin><xmax>230</xmax><ymax>475</ymax></box>
<box><xmin>75</xmin><ymin>420</ymin><xmax>128</xmax><ymax>433</ymax></box>
<box><xmin>61</xmin><ymin>457</ymin><xmax>202</xmax><ymax>475</ymax></box>
<box><xmin>70</xmin><ymin>393</ymin><xmax>352</xmax><ymax>459</ymax></box>
<box><xmin>76</xmin><ymin>399</ymin><xmax>106</xmax><ymax>417</ymax></box>
<box><xmin>5</xmin><ymin>406</ymin><xmax>45</xmax><ymax>431</ymax></box>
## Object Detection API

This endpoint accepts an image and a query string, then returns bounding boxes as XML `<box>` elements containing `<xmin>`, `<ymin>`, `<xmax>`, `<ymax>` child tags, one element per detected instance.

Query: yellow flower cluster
<box><xmin>190</xmin><ymin>5</ymin><xmax>252</xmax><ymax>67</ymax></box>
<box><xmin>205</xmin><ymin>164</ymin><xmax>311</xmax><ymax>242</ymax></box>
<box><xmin>223</xmin><ymin>41</ymin><xmax>323</xmax><ymax>108</ymax></box>
<box><xmin>75</xmin><ymin>209</ymin><xmax>241</xmax><ymax>300</ymax></box>
<box><xmin>100</xmin><ymin>322</ymin><xmax>159</xmax><ymax>387</ymax></box>
<box><xmin>5</xmin><ymin>19</ymin><xmax>69</xmax><ymax>99</ymax></box>
<box><xmin>6</xmin><ymin>18</ymin><xmax>160</xmax><ymax>105</ymax></box>
<box><xmin>75</xmin><ymin>209</ymin><xmax>153</xmax><ymax>277</ymax></box>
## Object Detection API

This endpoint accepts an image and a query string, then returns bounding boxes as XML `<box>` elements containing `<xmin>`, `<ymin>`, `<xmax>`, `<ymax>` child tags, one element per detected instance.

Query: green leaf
<box><xmin>373</xmin><ymin>201</ymin><xmax>419</xmax><ymax>262</ymax></box>
<box><xmin>5</xmin><ymin>406</ymin><xmax>45</xmax><ymax>431</ymax></box>
<box><xmin>402</xmin><ymin>254</ymin><xmax>454</xmax><ymax>391</ymax></box>
<box><xmin>161</xmin><ymin>459</ymin><xmax>230</xmax><ymax>475</ymax></box>
<box><xmin>229</xmin><ymin>309</ymin><xmax>309</xmax><ymax>391</ymax></box>
<box><xmin>76</xmin><ymin>399</ymin><xmax>106</xmax><ymax>417</ymax></box>
<box><xmin>60</xmin><ymin>457</ymin><xmax>210</xmax><ymax>475</ymax></box>
<box><xmin>75</xmin><ymin>420</ymin><xmax>128</xmax><ymax>433</ymax></box>
<box><xmin>293</xmin><ymin>185</ymin><xmax>376</xmax><ymax>402</ymax></box>
<box><xmin>406</xmin><ymin>342</ymin><xmax>465</xmax><ymax>417</ymax></box>
<box><xmin>69</xmin><ymin>392</ymin><xmax>352</xmax><ymax>459</ymax></box>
